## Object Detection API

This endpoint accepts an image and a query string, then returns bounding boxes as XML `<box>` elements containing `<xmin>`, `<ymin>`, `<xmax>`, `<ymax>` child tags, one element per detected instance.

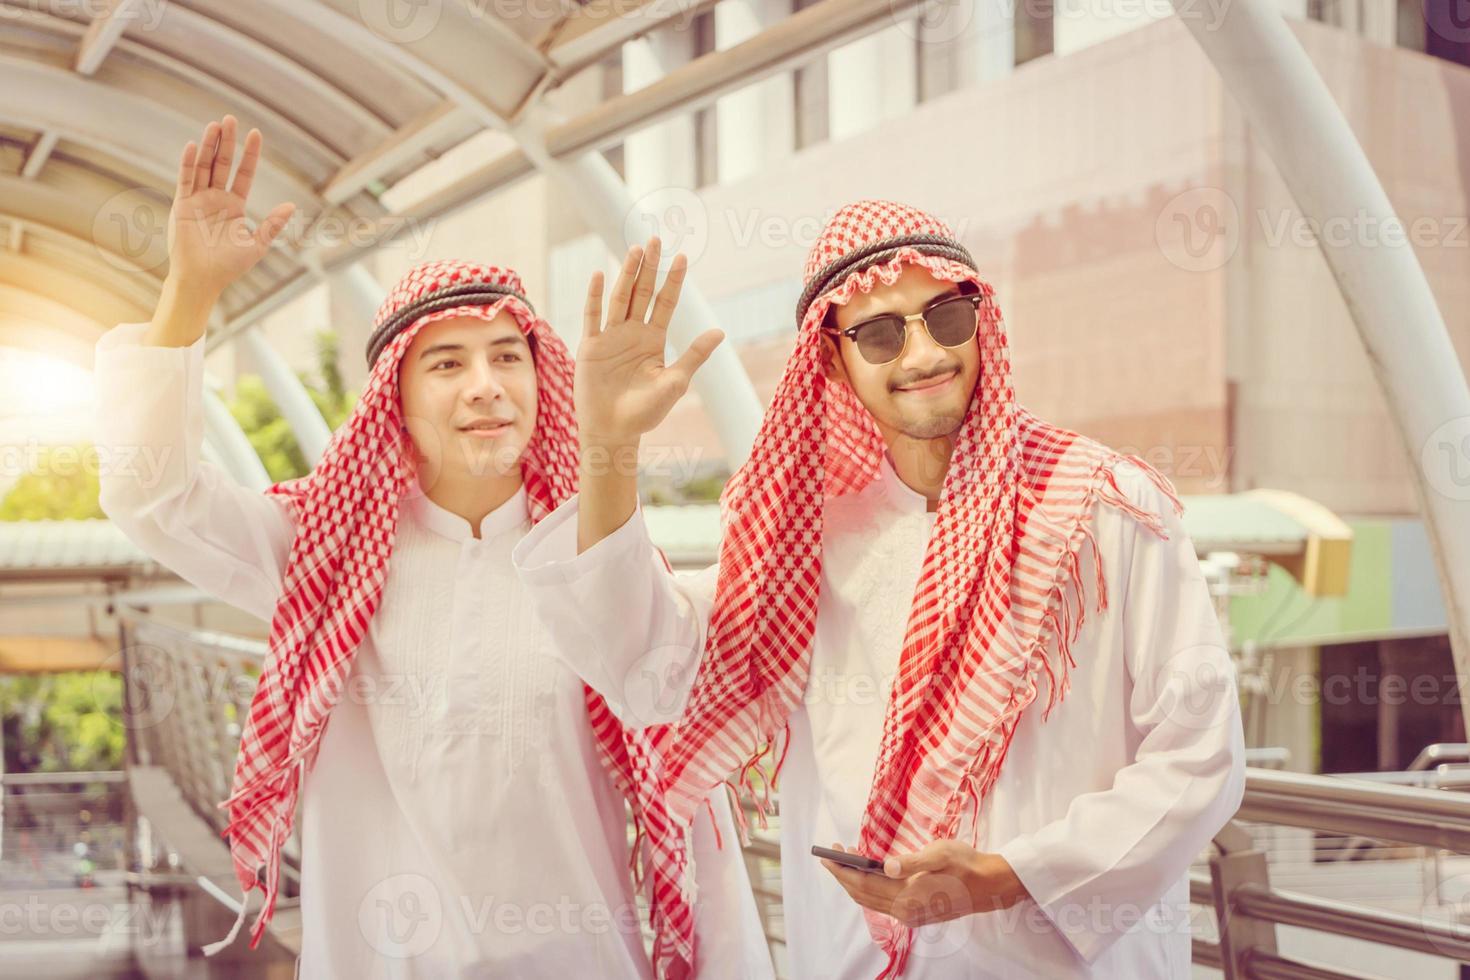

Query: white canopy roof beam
<box><xmin>250</xmin><ymin>0</ymin><xmax>539</xmax><ymax>131</ymax></box>
<box><xmin>74</xmin><ymin>0</ymin><xmax>141</xmax><ymax>75</ymax></box>
<box><xmin>537</xmin><ymin>0</ymin><xmax>721</xmax><ymax>78</ymax></box>
<box><xmin>0</xmin><ymin>55</ymin><xmax>319</xmax><ymax>206</ymax></box>
<box><xmin>20</xmin><ymin>131</ymin><xmax>60</xmax><ymax>180</ymax></box>
<box><xmin>213</xmin><ymin>0</ymin><xmax>925</xmax><ymax>346</ymax></box>
<box><xmin>546</xmin><ymin>0</ymin><xmax>924</xmax><ymax>158</ymax></box>
<box><xmin>23</xmin><ymin>0</ymin><xmax>145</xmax><ymax>181</ymax></box>
<box><xmin>0</xmin><ymin>257</ymin><xmax>154</xmax><ymax>329</ymax></box>
<box><xmin>0</xmin><ymin>201</ymin><xmax>162</xmax><ymax>278</ymax></box>
<box><xmin>319</xmin><ymin>102</ymin><xmax>477</xmax><ymax>206</ymax></box>
<box><xmin>5</xmin><ymin>5</ymin><xmax>357</xmax><ymax>179</ymax></box>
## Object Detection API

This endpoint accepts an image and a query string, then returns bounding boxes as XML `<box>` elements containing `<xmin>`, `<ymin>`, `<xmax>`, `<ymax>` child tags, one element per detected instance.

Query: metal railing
<box><xmin>1195</xmin><ymin>768</ymin><xmax>1470</xmax><ymax>979</ymax></box>
<box><xmin>105</xmin><ymin>611</ymin><xmax>1470</xmax><ymax>978</ymax></box>
<box><xmin>114</xmin><ymin>611</ymin><xmax>304</xmax><ymax>902</ymax></box>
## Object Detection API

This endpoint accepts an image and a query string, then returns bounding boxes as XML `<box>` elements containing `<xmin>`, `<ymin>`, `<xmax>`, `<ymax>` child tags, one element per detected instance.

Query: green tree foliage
<box><xmin>0</xmin><ymin>672</ymin><xmax>125</xmax><ymax>774</ymax></box>
<box><xmin>0</xmin><ymin>445</ymin><xmax>105</xmax><ymax>520</ymax></box>
<box><xmin>229</xmin><ymin>330</ymin><xmax>358</xmax><ymax>482</ymax></box>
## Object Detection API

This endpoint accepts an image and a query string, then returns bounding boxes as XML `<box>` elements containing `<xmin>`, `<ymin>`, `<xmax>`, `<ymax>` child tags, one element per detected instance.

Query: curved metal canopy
<box><xmin>0</xmin><ymin>0</ymin><xmax>719</xmax><ymax>358</ymax></box>
<box><xmin>1</xmin><ymin>0</ymin><xmax>921</xmax><ymax>360</ymax></box>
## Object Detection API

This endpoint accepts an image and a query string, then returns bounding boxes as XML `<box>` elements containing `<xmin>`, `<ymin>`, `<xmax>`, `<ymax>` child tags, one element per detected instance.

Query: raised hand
<box><xmin>575</xmin><ymin>237</ymin><xmax>725</xmax><ymax>448</ymax></box>
<box><xmin>167</xmin><ymin>115</ymin><xmax>295</xmax><ymax>300</ymax></box>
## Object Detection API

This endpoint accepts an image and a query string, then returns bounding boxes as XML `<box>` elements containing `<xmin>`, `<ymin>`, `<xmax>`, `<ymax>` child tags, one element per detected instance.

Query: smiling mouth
<box><xmin>895</xmin><ymin>370</ymin><xmax>958</xmax><ymax>393</ymax></box>
<box><xmin>458</xmin><ymin>420</ymin><xmax>513</xmax><ymax>436</ymax></box>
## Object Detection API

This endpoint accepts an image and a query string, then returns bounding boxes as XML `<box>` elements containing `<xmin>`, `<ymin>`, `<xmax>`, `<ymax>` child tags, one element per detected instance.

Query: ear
<box><xmin>819</xmin><ymin>332</ymin><xmax>849</xmax><ymax>387</ymax></box>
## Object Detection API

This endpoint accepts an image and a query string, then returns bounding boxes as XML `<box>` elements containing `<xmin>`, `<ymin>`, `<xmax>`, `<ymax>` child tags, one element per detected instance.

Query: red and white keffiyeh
<box><xmin>207</xmin><ymin>260</ymin><xmax>697</xmax><ymax>976</ymax></box>
<box><xmin>634</xmin><ymin>200</ymin><xmax>1185</xmax><ymax>978</ymax></box>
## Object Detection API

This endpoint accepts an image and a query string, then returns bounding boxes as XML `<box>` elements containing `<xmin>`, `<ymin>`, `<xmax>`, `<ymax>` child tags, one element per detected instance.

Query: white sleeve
<box><xmin>511</xmin><ymin>494</ymin><xmax>717</xmax><ymax>729</ymax></box>
<box><xmin>996</xmin><ymin>462</ymin><xmax>1247</xmax><ymax>964</ymax></box>
<box><xmin>94</xmin><ymin>322</ymin><xmax>295</xmax><ymax>623</ymax></box>
<box><xmin>689</xmin><ymin>787</ymin><xmax>776</xmax><ymax>979</ymax></box>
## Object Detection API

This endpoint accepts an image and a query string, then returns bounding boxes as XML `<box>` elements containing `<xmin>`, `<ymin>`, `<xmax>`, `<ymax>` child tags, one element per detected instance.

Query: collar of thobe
<box><xmin>405</xmin><ymin>482</ymin><xmax>529</xmax><ymax>542</ymax></box>
<box><xmin>874</xmin><ymin>449</ymin><xmax>938</xmax><ymax>517</ymax></box>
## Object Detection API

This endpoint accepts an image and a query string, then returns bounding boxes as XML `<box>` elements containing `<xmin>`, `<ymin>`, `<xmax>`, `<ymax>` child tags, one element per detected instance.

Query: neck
<box><xmin>418</xmin><ymin>465</ymin><xmax>524</xmax><ymax>538</ymax></box>
<box><xmin>882</xmin><ymin>430</ymin><xmax>955</xmax><ymax>513</ymax></box>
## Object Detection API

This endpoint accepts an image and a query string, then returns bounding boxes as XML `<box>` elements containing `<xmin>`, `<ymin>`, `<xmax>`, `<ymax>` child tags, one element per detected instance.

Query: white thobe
<box><xmin>93</xmin><ymin>323</ymin><xmax>773</xmax><ymax>980</ymax></box>
<box><xmin>512</xmin><ymin>454</ymin><xmax>1246</xmax><ymax>979</ymax></box>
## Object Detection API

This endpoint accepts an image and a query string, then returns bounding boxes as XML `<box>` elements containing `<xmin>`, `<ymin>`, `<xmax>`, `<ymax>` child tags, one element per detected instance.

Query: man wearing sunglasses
<box><xmin>514</xmin><ymin>200</ymin><xmax>1245</xmax><ymax>978</ymax></box>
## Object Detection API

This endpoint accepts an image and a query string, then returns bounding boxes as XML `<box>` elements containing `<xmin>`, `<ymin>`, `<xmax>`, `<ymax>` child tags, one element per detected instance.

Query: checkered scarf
<box><xmin>634</xmin><ymin>200</ymin><xmax>1184</xmax><ymax>978</ymax></box>
<box><xmin>205</xmin><ymin>260</ymin><xmax>697</xmax><ymax>976</ymax></box>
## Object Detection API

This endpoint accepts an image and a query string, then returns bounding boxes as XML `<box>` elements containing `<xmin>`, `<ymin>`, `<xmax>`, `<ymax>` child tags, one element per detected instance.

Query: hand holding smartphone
<box><xmin>811</xmin><ymin>844</ymin><xmax>887</xmax><ymax>875</ymax></box>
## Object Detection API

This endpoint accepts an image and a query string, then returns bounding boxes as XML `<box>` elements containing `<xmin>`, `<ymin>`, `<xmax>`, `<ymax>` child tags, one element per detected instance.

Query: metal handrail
<box><xmin>1238</xmin><ymin>768</ymin><xmax>1470</xmax><ymax>851</ymax></box>
<box><xmin>1240</xmin><ymin>949</ymin><xmax>1384</xmax><ymax>980</ymax></box>
<box><xmin>0</xmin><ymin>770</ymin><xmax>127</xmax><ymax>785</ymax></box>
<box><xmin>1408</xmin><ymin>743</ymin><xmax>1470</xmax><ymax>772</ymax></box>
<box><xmin>1230</xmin><ymin>881</ymin><xmax>1470</xmax><ymax>960</ymax></box>
<box><xmin>106</xmin><ymin>609</ymin><xmax>1470</xmax><ymax>977</ymax></box>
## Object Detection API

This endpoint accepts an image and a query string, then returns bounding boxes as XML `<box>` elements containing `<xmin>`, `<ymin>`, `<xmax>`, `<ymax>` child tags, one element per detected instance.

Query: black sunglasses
<box><xmin>824</xmin><ymin>291</ymin><xmax>983</xmax><ymax>365</ymax></box>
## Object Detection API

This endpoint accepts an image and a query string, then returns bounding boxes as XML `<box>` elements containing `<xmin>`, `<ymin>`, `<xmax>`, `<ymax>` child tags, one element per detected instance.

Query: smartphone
<box><xmin>811</xmin><ymin>845</ymin><xmax>887</xmax><ymax>875</ymax></box>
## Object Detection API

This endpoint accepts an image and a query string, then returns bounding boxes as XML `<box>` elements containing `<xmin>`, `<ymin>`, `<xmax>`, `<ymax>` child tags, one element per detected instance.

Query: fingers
<box><xmin>583</xmin><ymin>270</ymin><xmax>605</xmax><ymax>340</ymax></box>
<box><xmin>648</xmin><ymin>252</ymin><xmax>687</xmax><ymax>332</ymax></box>
<box><xmin>254</xmin><ymin>202</ymin><xmax>296</xmax><ymax>253</ymax></box>
<box><xmin>668</xmin><ymin>328</ymin><xmax>724</xmax><ymax>383</ymax></box>
<box><xmin>822</xmin><ymin>851</ymin><xmax>905</xmax><ymax>914</ymax></box>
<box><xmin>210</xmin><ymin>115</ymin><xmax>237</xmax><ymax>191</ymax></box>
<box><xmin>885</xmin><ymin>841</ymin><xmax>948</xmax><ymax>878</ymax></box>
<box><xmin>230</xmin><ymin>127</ymin><xmax>263</xmax><ymax>201</ymax></box>
<box><xmin>176</xmin><ymin>141</ymin><xmax>198</xmax><ymax>200</ymax></box>
<box><xmin>605</xmin><ymin>245</ymin><xmax>643</xmax><ymax>329</ymax></box>
<box><xmin>627</xmin><ymin>236</ymin><xmax>662</xmax><ymax>321</ymax></box>
<box><xmin>192</xmin><ymin>120</ymin><xmax>220</xmax><ymax>197</ymax></box>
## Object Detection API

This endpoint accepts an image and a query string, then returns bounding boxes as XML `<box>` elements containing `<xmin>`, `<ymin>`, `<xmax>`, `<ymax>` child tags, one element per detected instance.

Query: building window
<box><xmin>600</xmin><ymin>50</ymin><xmax>626</xmax><ymax>179</ymax></box>
<box><xmin>692</xmin><ymin>11</ymin><xmax>720</xmax><ymax>186</ymax></box>
<box><xmin>1014</xmin><ymin>0</ymin><xmax>1054</xmax><ymax>66</ymax></box>
<box><xmin>792</xmin><ymin>0</ymin><xmax>830</xmax><ymax>148</ymax></box>
<box><xmin>916</xmin><ymin>20</ymin><xmax>965</xmax><ymax>102</ymax></box>
<box><xmin>794</xmin><ymin>59</ymin><xmax>830</xmax><ymax>148</ymax></box>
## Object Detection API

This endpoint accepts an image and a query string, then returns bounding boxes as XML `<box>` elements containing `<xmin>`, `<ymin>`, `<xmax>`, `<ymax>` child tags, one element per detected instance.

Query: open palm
<box><xmin>577</xmin><ymin>237</ymin><xmax>724</xmax><ymax>445</ymax></box>
<box><xmin>168</xmin><ymin>115</ymin><xmax>295</xmax><ymax>298</ymax></box>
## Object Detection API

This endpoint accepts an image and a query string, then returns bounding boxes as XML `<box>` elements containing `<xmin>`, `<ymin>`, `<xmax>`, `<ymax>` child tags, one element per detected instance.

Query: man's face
<box><xmin>822</xmin><ymin>264</ymin><xmax>982</xmax><ymax>441</ymax></box>
<box><xmin>398</xmin><ymin>313</ymin><xmax>538</xmax><ymax>487</ymax></box>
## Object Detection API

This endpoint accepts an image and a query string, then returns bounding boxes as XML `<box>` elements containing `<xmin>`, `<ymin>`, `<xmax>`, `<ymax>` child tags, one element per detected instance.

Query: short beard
<box><xmin>893</xmin><ymin>409</ymin><xmax>966</xmax><ymax>441</ymax></box>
